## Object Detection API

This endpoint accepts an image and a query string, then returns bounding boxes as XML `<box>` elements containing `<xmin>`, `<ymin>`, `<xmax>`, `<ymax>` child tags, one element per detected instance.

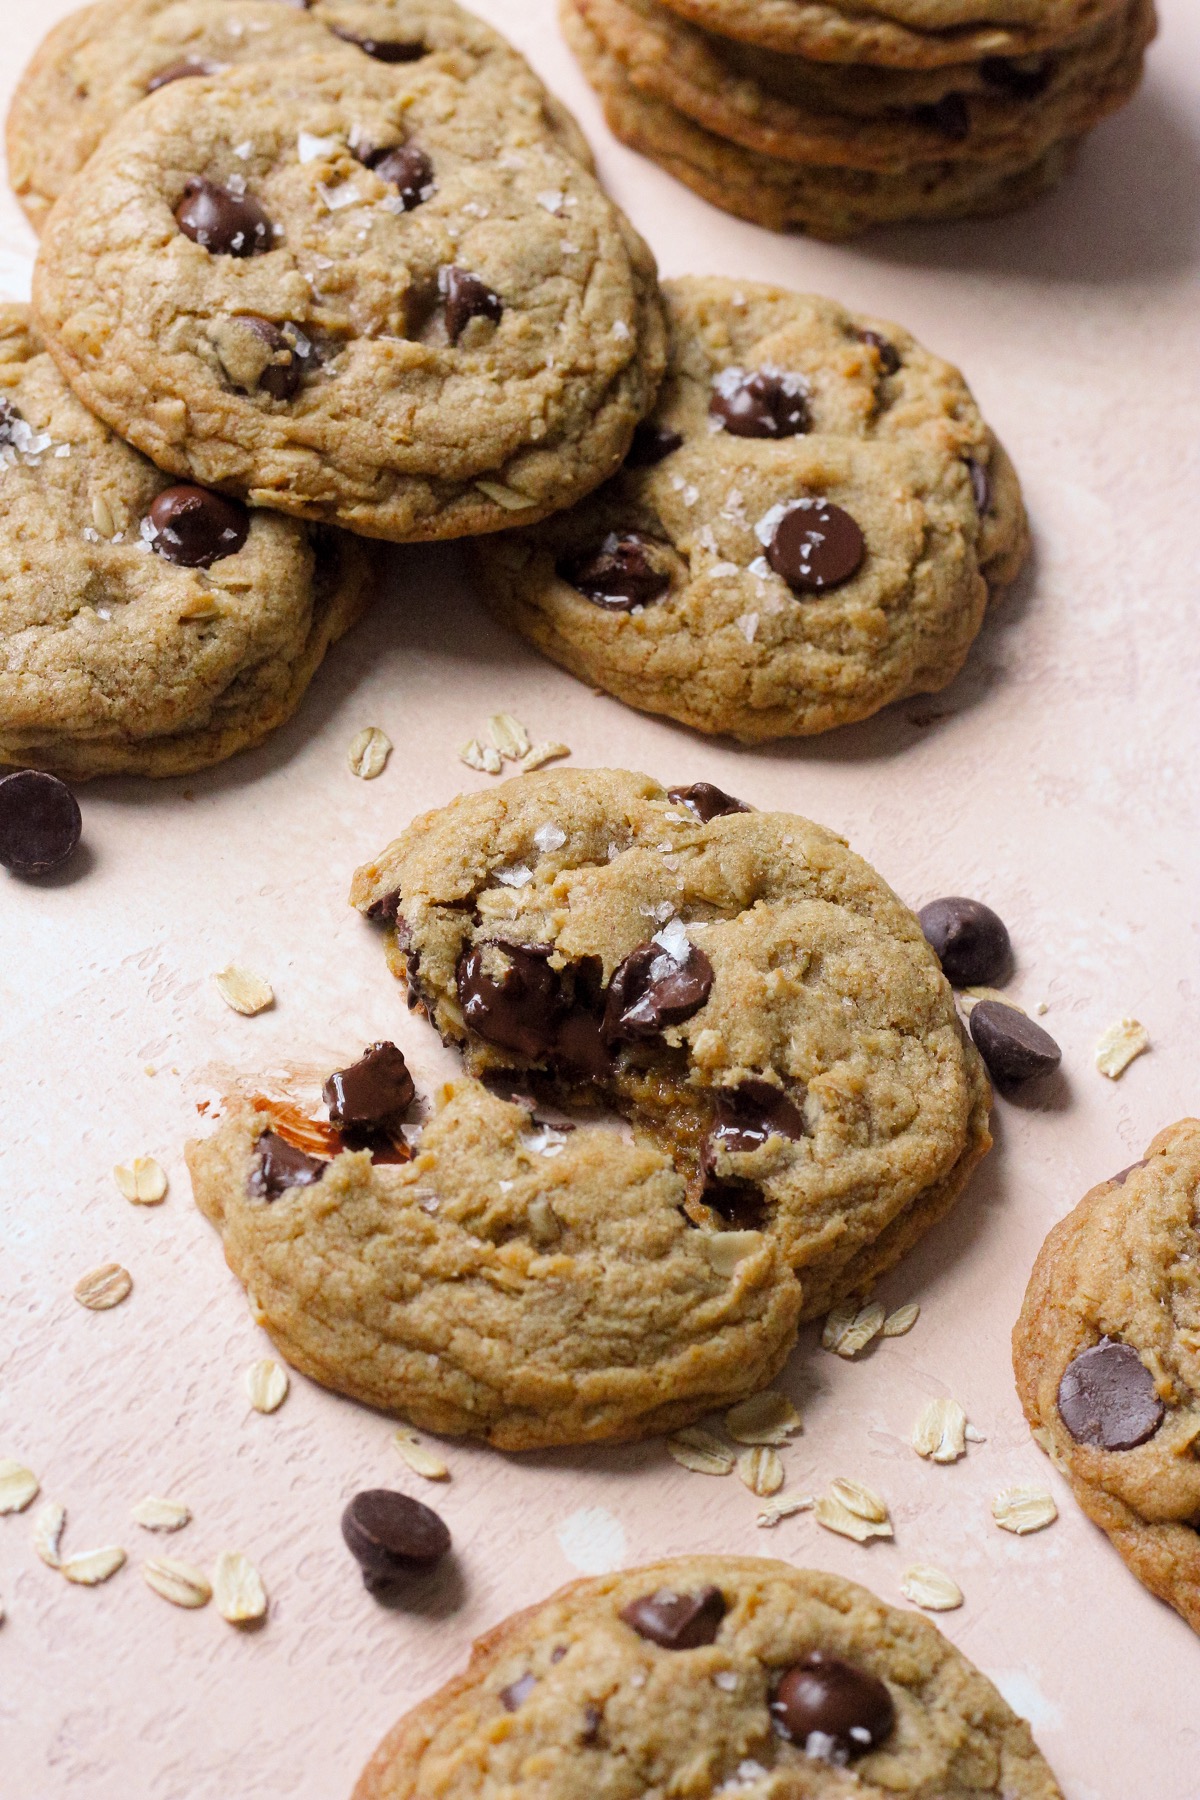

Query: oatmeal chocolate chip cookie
<box><xmin>8</xmin><ymin>0</ymin><xmax>593</xmax><ymax>234</ymax></box>
<box><xmin>352</xmin><ymin>1556</ymin><xmax>1064</xmax><ymax>1799</ymax></box>
<box><xmin>573</xmin><ymin>0</ymin><xmax>1152</xmax><ymax>172</ymax></box>
<box><xmin>32</xmin><ymin>53</ymin><xmax>665</xmax><ymax>542</ymax></box>
<box><xmin>1014</xmin><ymin>1121</ymin><xmax>1200</xmax><ymax>1635</ymax></box>
<box><xmin>0</xmin><ymin>305</ymin><xmax>370</xmax><ymax>779</ymax></box>
<box><xmin>474</xmin><ymin>278</ymin><xmax>1026</xmax><ymax>741</ymax></box>
<box><xmin>188</xmin><ymin>1076</ymin><xmax>803</xmax><ymax>1449</ymax></box>
<box><xmin>350</xmin><ymin>768</ymin><xmax>992</xmax><ymax>1318</ymax></box>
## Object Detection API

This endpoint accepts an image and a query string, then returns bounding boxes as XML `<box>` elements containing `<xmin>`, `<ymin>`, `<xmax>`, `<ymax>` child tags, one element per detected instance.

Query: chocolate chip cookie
<box><xmin>350</xmin><ymin>767</ymin><xmax>992</xmax><ymax>1318</ymax></box>
<box><xmin>474</xmin><ymin>278</ymin><xmax>1026</xmax><ymax>740</ymax></box>
<box><xmin>188</xmin><ymin>1072</ymin><xmax>803</xmax><ymax>1449</ymax></box>
<box><xmin>0</xmin><ymin>305</ymin><xmax>370</xmax><ymax>779</ymax></box>
<box><xmin>352</xmin><ymin>1556</ymin><xmax>1064</xmax><ymax>1799</ymax></box>
<box><xmin>32</xmin><ymin>52</ymin><xmax>666</xmax><ymax>541</ymax></box>
<box><xmin>8</xmin><ymin>0</ymin><xmax>592</xmax><ymax>234</ymax></box>
<box><xmin>1013</xmin><ymin>1121</ymin><xmax>1200</xmax><ymax>1634</ymax></box>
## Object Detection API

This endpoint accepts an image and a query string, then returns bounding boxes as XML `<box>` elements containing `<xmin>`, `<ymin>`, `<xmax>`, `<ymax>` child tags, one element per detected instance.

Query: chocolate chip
<box><xmin>855</xmin><ymin>329</ymin><xmax>900</xmax><ymax>376</ymax></box>
<box><xmin>1110</xmin><ymin>1160</ymin><xmax>1146</xmax><ymax>1185</ymax></box>
<box><xmin>1057</xmin><ymin>1338</ymin><xmax>1164</xmax><ymax>1451</ymax></box>
<box><xmin>0</xmin><ymin>398</ymin><xmax>22</xmax><ymax>446</ymax></box>
<box><xmin>702</xmin><ymin>1179</ymin><xmax>767</xmax><ymax>1230</ymax></box>
<box><xmin>619</xmin><ymin>1585</ymin><xmax>725</xmax><ymax>1649</ymax></box>
<box><xmin>626</xmin><ymin>422</ymin><xmax>683</xmax><ymax>468</ymax></box>
<box><xmin>765</xmin><ymin>499</ymin><xmax>864</xmax><ymax>594</ymax></box>
<box><xmin>710</xmin><ymin>368</ymin><xmax>809</xmax><ymax>439</ymax></box>
<box><xmin>237</xmin><ymin>316</ymin><xmax>308</xmax><ymax>400</ymax></box>
<box><xmin>604</xmin><ymin>934</ymin><xmax>713</xmax><ymax>1043</ymax></box>
<box><xmin>362</xmin><ymin>142</ymin><xmax>434</xmax><ymax>210</ymax></box>
<box><xmin>323</xmin><ymin>1042</ymin><xmax>415</xmax><ymax>1140</ymax></box>
<box><xmin>967</xmin><ymin>457</ymin><xmax>991</xmax><ymax>514</ymax></box>
<box><xmin>367</xmin><ymin>888</ymin><xmax>402</xmax><ymax>925</ymax></box>
<box><xmin>969</xmin><ymin>1000</ymin><xmax>1061</xmax><ymax>1085</ymax></box>
<box><xmin>439</xmin><ymin>267</ymin><xmax>503</xmax><ymax>343</ymax></box>
<box><xmin>329</xmin><ymin>26</ymin><xmax>426</xmax><ymax>60</ymax></box>
<box><xmin>581</xmin><ymin>1702</ymin><xmax>602</xmax><ymax>1743</ymax></box>
<box><xmin>175</xmin><ymin>176</ymin><xmax>273</xmax><ymax>256</ymax></box>
<box><xmin>980</xmin><ymin>56</ymin><xmax>1053</xmax><ymax>99</ymax></box>
<box><xmin>666</xmin><ymin>782</ymin><xmax>750</xmax><ymax>823</ymax></box>
<box><xmin>499</xmin><ymin>1672</ymin><xmax>536</xmax><ymax>1711</ymax></box>
<box><xmin>561</xmin><ymin>531</ymin><xmax>670</xmax><ymax>610</ymax></box>
<box><xmin>248</xmin><ymin>1130</ymin><xmax>326</xmax><ymax>1199</ymax></box>
<box><xmin>457</xmin><ymin>943</ymin><xmax>564</xmax><ymax>1060</ymax></box>
<box><xmin>0</xmin><ymin>770</ymin><xmax>82</xmax><ymax>874</ymax></box>
<box><xmin>146</xmin><ymin>56</ymin><xmax>219</xmax><ymax>91</ymax></box>
<box><xmin>703</xmin><ymin>1081</ymin><xmax>806</xmax><ymax>1173</ymax></box>
<box><xmin>772</xmin><ymin>1653</ymin><xmax>895</xmax><ymax>1760</ymax></box>
<box><xmin>341</xmin><ymin>1489</ymin><xmax>451</xmax><ymax>1595</ymax></box>
<box><xmin>147</xmin><ymin>484</ymin><xmax>249</xmax><ymax>568</ymax></box>
<box><xmin>553</xmin><ymin>959</ymin><xmax>614</xmax><ymax>1079</ymax></box>
<box><xmin>915</xmin><ymin>93</ymin><xmax>971</xmax><ymax>139</ymax></box>
<box><xmin>917</xmin><ymin>896</ymin><xmax>1011</xmax><ymax>987</ymax></box>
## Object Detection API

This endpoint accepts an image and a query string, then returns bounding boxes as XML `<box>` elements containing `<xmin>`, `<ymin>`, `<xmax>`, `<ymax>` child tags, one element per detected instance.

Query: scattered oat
<box><xmin>143</xmin><ymin>1557</ymin><xmax>212</xmax><ymax>1609</ymax></box>
<box><xmin>132</xmin><ymin>1496</ymin><xmax>191</xmax><ymax>1533</ymax></box>
<box><xmin>393</xmin><ymin>1427</ymin><xmax>450</xmax><ymax>1481</ymax></box>
<box><xmin>725</xmin><ymin>1391</ymin><xmax>802</xmax><ymax>1446</ymax></box>
<box><xmin>815</xmin><ymin>1479</ymin><xmax>892</xmax><ymax>1544</ymax></box>
<box><xmin>992</xmin><ymin>1486</ymin><xmax>1058</xmax><ymax>1535</ymax></box>
<box><xmin>822</xmin><ymin>1300</ymin><xmax>885</xmax><ymax>1358</ymax></box>
<box><xmin>703</xmin><ymin>1230</ymin><xmax>762</xmax><ymax>1276</ymax></box>
<box><xmin>62</xmin><ymin>1546</ymin><xmax>126</xmax><ymax>1587</ymax></box>
<box><xmin>901</xmin><ymin>1565</ymin><xmax>962</xmax><ymax>1612</ymax></box>
<box><xmin>519</xmin><ymin>741</ymin><xmax>570</xmax><ymax>773</ymax></box>
<box><xmin>881</xmin><ymin>1303</ymin><xmax>920</xmax><ymax>1338</ymax></box>
<box><xmin>459</xmin><ymin>738</ymin><xmax>503</xmax><ymax>775</ymax></box>
<box><xmin>667</xmin><ymin>1427</ymin><xmax>735</xmax><ymax>1476</ymax></box>
<box><xmin>737</xmin><ymin>1447</ymin><xmax>784</xmax><ymax>1496</ymax></box>
<box><xmin>488</xmin><ymin>713</ymin><xmax>531</xmax><ymax>760</ymax></box>
<box><xmin>245</xmin><ymin>1359</ymin><xmax>289</xmax><ymax>1414</ymax></box>
<box><xmin>74</xmin><ymin>1263</ymin><xmax>132</xmax><ymax>1311</ymax></box>
<box><xmin>33</xmin><ymin>1502</ymin><xmax>66</xmax><ymax>1568</ymax></box>
<box><xmin>911</xmin><ymin>1397</ymin><xmax>968</xmax><ymax>1464</ymax></box>
<box><xmin>756</xmin><ymin>1492</ymin><xmax>815</xmax><ymax>1528</ymax></box>
<box><xmin>476</xmin><ymin>479</ymin><xmax>536</xmax><ymax>511</ymax></box>
<box><xmin>0</xmin><ymin>1461</ymin><xmax>39</xmax><ymax>1514</ymax></box>
<box><xmin>214</xmin><ymin>965</ymin><xmax>274</xmax><ymax>1016</ymax></box>
<box><xmin>212</xmin><ymin>1550</ymin><xmax>267</xmax><ymax>1623</ymax></box>
<box><xmin>959</xmin><ymin>987</ymin><xmax>1024</xmax><ymax>1017</ymax></box>
<box><xmin>113</xmin><ymin>1157</ymin><xmax>168</xmax><ymax>1205</ymax></box>
<box><xmin>964</xmin><ymin>1424</ymin><xmax>987</xmax><ymax>1443</ymax></box>
<box><xmin>347</xmin><ymin>726</ymin><xmax>392</xmax><ymax>780</ymax></box>
<box><xmin>1095</xmin><ymin>1018</ymin><xmax>1150</xmax><ymax>1079</ymax></box>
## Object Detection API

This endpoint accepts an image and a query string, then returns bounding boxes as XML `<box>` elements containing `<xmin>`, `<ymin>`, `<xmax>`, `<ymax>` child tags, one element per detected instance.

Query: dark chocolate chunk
<box><xmin>175</xmin><ymin>176</ymin><xmax>273</xmax><ymax>256</ymax></box>
<box><xmin>710</xmin><ymin>367</ymin><xmax>809</xmax><ymax>439</ymax></box>
<box><xmin>499</xmin><ymin>1672</ymin><xmax>536</xmax><ymax>1712</ymax></box>
<box><xmin>980</xmin><ymin>56</ymin><xmax>1053</xmax><ymax>99</ymax></box>
<box><xmin>367</xmin><ymin>888</ymin><xmax>402</xmax><ymax>925</ymax></box>
<box><xmin>561</xmin><ymin>531</ymin><xmax>670</xmax><ymax>610</ymax></box>
<box><xmin>856</xmin><ymin>328</ymin><xmax>900</xmax><ymax>376</ymax></box>
<box><xmin>363</xmin><ymin>142</ymin><xmax>435</xmax><ymax>210</ymax></box>
<box><xmin>146</xmin><ymin>484</ymin><xmax>249</xmax><ymax>567</ymax></box>
<box><xmin>457</xmin><ymin>942</ymin><xmax>564</xmax><ymax>1060</ymax></box>
<box><xmin>967</xmin><ymin>457</ymin><xmax>991</xmax><ymax>514</ymax></box>
<box><xmin>146</xmin><ymin>56</ymin><xmax>219</xmax><ymax>91</ymax></box>
<box><xmin>0</xmin><ymin>770</ymin><xmax>82</xmax><ymax>874</ymax></box>
<box><xmin>969</xmin><ymin>1001</ymin><xmax>1061</xmax><ymax>1085</ymax></box>
<box><xmin>0</xmin><ymin>398</ymin><xmax>23</xmax><ymax>446</ymax></box>
<box><xmin>766</xmin><ymin>499</ymin><xmax>864</xmax><ymax>594</ymax></box>
<box><xmin>341</xmin><ymin>1489</ymin><xmax>451</xmax><ymax>1595</ymax></box>
<box><xmin>772</xmin><ymin>1653</ymin><xmax>895</xmax><ymax>1760</ymax></box>
<box><xmin>580</xmin><ymin>1703</ymin><xmax>602</xmax><ymax>1743</ymax></box>
<box><xmin>619</xmin><ymin>1585</ymin><xmax>726</xmax><ymax>1649</ymax></box>
<box><xmin>667</xmin><ymin>782</ymin><xmax>750</xmax><ymax>823</ymax></box>
<box><xmin>626</xmin><ymin>422</ymin><xmax>683</xmax><ymax>468</ymax></box>
<box><xmin>604</xmin><ymin>933</ymin><xmax>713</xmax><ymax>1043</ymax></box>
<box><xmin>1110</xmin><ymin>1160</ymin><xmax>1146</xmax><ymax>1186</ymax></box>
<box><xmin>917</xmin><ymin>896</ymin><xmax>1011</xmax><ymax>987</ymax></box>
<box><xmin>703</xmin><ymin>1080</ymin><xmax>807</xmax><ymax>1171</ymax></box>
<box><xmin>701</xmin><ymin>1178</ymin><xmax>767</xmax><ymax>1231</ymax></box>
<box><xmin>248</xmin><ymin>1130</ymin><xmax>326</xmax><ymax>1199</ymax></box>
<box><xmin>236</xmin><ymin>316</ymin><xmax>309</xmax><ymax>400</ymax></box>
<box><xmin>1057</xmin><ymin>1338</ymin><xmax>1164</xmax><ymax>1451</ymax></box>
<box><xmin>915</xmin><ymin>93</ymin><xmax>971</xmax><ymax>139</ymax></box>
<box><xmin>323</xmin><ymin>1043</ymin><xmax>415</xmax><ymax>1137</ymax></box>
<box><xmin>553</xmin><ymin>957</ymin><xmax>614</xmax><ymax>1078</ymax></box>
<box><xmin>329</xmin><ymin>26</ymin><xmax>426</xmax><ymax>60</ymax></box>
<box><xmin>439</xmin><ymin>266</ymin><xmax>503</xmax><ymax>343</ymax></box>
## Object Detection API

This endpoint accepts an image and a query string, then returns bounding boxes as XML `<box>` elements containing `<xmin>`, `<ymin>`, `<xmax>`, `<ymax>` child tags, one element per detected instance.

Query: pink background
<box><xmin>2</xmin><ymin>2</ymin><xmax>1198</xmax><ymax>1793</ymax></box>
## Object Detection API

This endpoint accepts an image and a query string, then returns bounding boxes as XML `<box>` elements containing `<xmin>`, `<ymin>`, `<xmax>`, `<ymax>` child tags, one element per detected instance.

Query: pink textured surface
<box><xmin>2</xmin><ymin>2</ymin><xmax>1198</xmax><ymax>1794</ymax></box>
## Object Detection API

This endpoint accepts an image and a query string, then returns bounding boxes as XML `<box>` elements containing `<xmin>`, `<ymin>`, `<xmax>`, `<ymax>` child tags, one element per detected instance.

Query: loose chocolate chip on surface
<box><xmin>604</xmin><ymin>932</ymin><xmax>714</xmax><ymax>1043</ymax></box>
<box><xmin>772</xmin><ymin>1652</ymin><xmax>895</xmax><ymax>1760</ymax></box>
<box><xmin>562</xmin><ymin>531</ymin><xmax>671</xmax><ymax>610</ymax></box>
<box><xmin>457</xmin><ymin>943</ymin><xmax>564</xmax><ymax>1060</ymax></box>
<box><xmin>980</xmin><ymin>56</ymin><xmax>1053</xmax><ymax>98</ymax></box>
<box><xmin>766</xmin><ymin>499</ymin><xmax>865</xmax><ymax>593</ymax></box>
<box><xmin>1057</xmin><ymin>1338</ymin><xmax>1165</xmax><ymax>1451</ymax></box>
<box><xmin>626</xmin><ymin>422</ymin><xmax>684</xmax><ymax>468</ymax></box>
<box><xmin>363</xmin><ymin>142</ymin><xmax>435</xmax><ymax>210</ymax></box>
<box><xmin>329</xmin><ymin>26</ymin><xmax>426</xmax><ymax>60</ymax></box>
<box><xmin>323</xmin><ymin>1043</ymin><xmax>415</xmax><ymax>1136</ymax></box>
<box><xmin>341</xmin><ymin>1489</ymin><xmax>451</xmax><ymax>1594</ymax></box>
<box><xmin>175</xmin><ymin>176</ymin><xmax>273</xmax><ymax>256</ymax></box>
<box><xmin>147</xmin><ymin>484</ymin><xmax>249</xmax><ymax>567</ymax></box>
<box><xmin>0</xmin><ymin>770</ymin><xmax>82</xmax><ymax>875</ymax></box>
<box><xmin>970</xmin><ymin>1000</ymin><xmax>1061</xmax><ymax>1085</ymax></box>
<box><xmin>439</xmin><ymin>266</ymin><xmax>503</xmax><ymax>343</ymax></box>
<box><xmin>620</xmin><ymin>1585</ymin><xmax>726</xmax><ymax>1649</ymax></box>
<box><xmin>710</xmin><ymin>367</ymin><xmax>810</xmax><ymax>439</ymax></box>
<box><xmin>915</xmin><ymin>93</ymin><xmax>971</xmax><ymax>139</ymax></box>
<box><xmin>1110</xmin><ymin>1160</ymin><xmax>1146</xmax><ymax>1185</ymax></box>
<box><xmin>703</xmin><ymin>1080</ymin><xmax>807</xmax><ymax>1168</ymax></box>
<box><xmin>856</xmin><ymin>328</ymin><xmax>901</xmax><ymax>376</ymax></box>
<box><xmin>917</xmin><ymin>896</ymin><xmax>1011</xmax><ymax>987</ymax></box>
<box><xmin>499</xmin><ymin>1672</ymin><xmax>537</xmax><ymax>1711</ymax></box>
<box><xmin>666</xmin><ymin>782</ymin><xmax>750</xmax><ymax>823</ymax></box>
<box><xmin>248</xmin><ymin>1130</ymin><xmax>326</xmax><ymax>1199</ymax></box>
<box><xmin>146</xmin><ymin>56</ymin><xmax>219</xmax><ymax>91</ymax></box>
<box><xmin>966</xmin><ymin>457</ymin><xmax>991</xmax><ymax>514</ymax></box>
<box><xmin>238</xmin><ymin>316</ymin><xmax>307</xmax><ymax>400</ymax></box>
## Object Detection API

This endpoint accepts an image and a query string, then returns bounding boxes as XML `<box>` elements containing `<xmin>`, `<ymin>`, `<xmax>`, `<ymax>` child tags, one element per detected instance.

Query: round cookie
<box><xmin>188</xmin><ymin>1075</ymin><xmax>804</xmax><ymax>1449</ymax></box>
<box><xmin>32</xmin><ymin>53</ymin><xmax>666</xmax><ymax>542</ymax></box>
<box><xmin>1013</xmin><ymin>1120</ymin><xmax>1200</xmax><ymax>1635</ymax></box>
<box><xmin>7</xmin><ymin>0</ymin><xmax>593</xmax><ymax>234</ymax></box>
<box><xmin>0</xmin><ymin>305</ymin><xmax>370</xmax><ymax>779</ymax></box>
<box><xmin>353</xmin><ymin>1556</ymin><xmax>1065</xmax><ymax>1799</ymax></box>
<box><xmin>349</xmin><ymin>768</ymin><xmax>992</xmax><ymax>1318</ymax></box>
<box><xmin>474</xmin><ymin>277</ymin><xmax>1027</xmax><ymax>741</ymax></box>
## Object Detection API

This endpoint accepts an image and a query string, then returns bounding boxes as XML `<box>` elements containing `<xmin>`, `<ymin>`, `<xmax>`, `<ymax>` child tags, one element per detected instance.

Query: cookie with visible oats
<box><xmin>0</xmin><ymin>305</ymin><xmax>369</xmax><ymax>779</ymax></box>
<box><xmin>350</xmin><ymin>767</ymin><xmax>992</xmax><ymax>1318</ymax></box>
<box><xmin>32</xmin><ymin>52</ymin><xmax>665</xmax><ymax>542</ymax></box>
<box><xmin>474</xmin><ymin>277</ymin><xmax>1026</xmax><ymax>741</ymax></box>
<box><xmin>352</xmin><ymin>1556</ymin><xmax>1064</xmax><ymax>1800</ymax></box>
<box><xmin>1014</xmin><ymin>1120</ymin><xmax>1200</xmax><ymax>1635</ymax></box>
<box><xmin>188</xmin><ymin>1077</ymin><xmax>803</xmax><ymax>1449</ymax></box>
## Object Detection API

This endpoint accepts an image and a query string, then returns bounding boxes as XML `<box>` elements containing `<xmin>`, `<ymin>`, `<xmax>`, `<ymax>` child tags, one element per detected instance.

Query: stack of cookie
<box><xmin>561</xmin><ymin>0</ymin><xmax>1156</xmax><ymax>236</ymax></box>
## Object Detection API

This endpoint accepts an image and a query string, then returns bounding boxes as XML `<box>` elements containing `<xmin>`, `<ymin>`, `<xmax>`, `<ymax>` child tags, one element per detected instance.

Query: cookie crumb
<box><xmin>0</xmin><ymin>1461</ymin><xmax>39</xmax><ymax>1515</ymax></box>
<box><xmin>214</xmin><ymin>965</ymin><xmax>274</xmax><ymax>1016</ymax></box>
<box><xmin>1095</xmin><ymin>1017</ymin><xmax>1149</xmax><ymax>1079</ymax></box>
